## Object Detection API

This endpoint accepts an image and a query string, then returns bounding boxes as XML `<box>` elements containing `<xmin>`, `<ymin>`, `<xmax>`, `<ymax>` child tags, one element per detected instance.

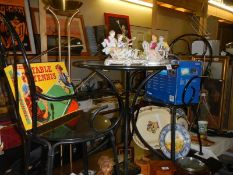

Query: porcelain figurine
<box><xmin>141</xmin><ymin>35</ymin><xmax>170</xmax><ymax>65</ymax></box>
<box><xmin>103</xmin><ymin>30</ymin><xmax>150</xmax><ymax>66</ymax></box>
<box><xmin>156</xmin><ymin>36</ymin><xmax>170</xmax><ymax>58</ymax></box>
<box><xmin>96</xmin><ymin>156</ymin><xmax>114</xmax><ymax>175</ymax></box>
<box><xmin>102</xmin><ymin>30</ymin><xmax>117</xmax><ymax>55</ymax></box>
<box><xmin>149</xmin><ymin>34</ymin><xmax>158</xmax><ymax>50</ymax></box>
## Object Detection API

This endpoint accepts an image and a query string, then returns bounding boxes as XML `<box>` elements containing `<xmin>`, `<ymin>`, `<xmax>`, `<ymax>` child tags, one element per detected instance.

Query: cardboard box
<box><xmin>135</xmin><ymin>159</ymin><xmax>150</xmax><ymax>175</ymax></box>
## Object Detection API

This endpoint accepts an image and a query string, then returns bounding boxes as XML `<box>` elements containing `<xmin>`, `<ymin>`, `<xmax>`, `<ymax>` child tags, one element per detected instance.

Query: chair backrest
<box><xmin>0</xmin><ymin>13</ymin><xmax>79</xmax><ymax>135</ymax></box>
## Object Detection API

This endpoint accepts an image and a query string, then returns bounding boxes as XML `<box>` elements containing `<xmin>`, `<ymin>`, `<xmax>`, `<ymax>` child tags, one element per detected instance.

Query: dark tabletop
<box><xmin>72</xmin><ymin>60</ymin><xmax>178</xmax><ymax>71</ymax></box>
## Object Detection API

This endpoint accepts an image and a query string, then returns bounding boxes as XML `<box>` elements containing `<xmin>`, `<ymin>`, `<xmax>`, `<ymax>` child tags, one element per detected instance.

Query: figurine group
<box><xmin>102</xmin><ymin>30</ymin><xmax>170</xmax><ymax>66</ymax></box>
<box><xmin>102</xmin><ymin>30</ymin><xmax>137</xmax><ymax>62</ymax></box>
<box><xmin>144</xmin><ymin>35</ymin><xmax>170</xmax><ymax>60</ymax></box>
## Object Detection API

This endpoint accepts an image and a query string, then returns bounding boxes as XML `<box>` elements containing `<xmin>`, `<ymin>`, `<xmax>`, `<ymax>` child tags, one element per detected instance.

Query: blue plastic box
<box><xmin>146</xmin><ymin>60</ymin><xmax>202</xmax><ymax>105</ymax></box>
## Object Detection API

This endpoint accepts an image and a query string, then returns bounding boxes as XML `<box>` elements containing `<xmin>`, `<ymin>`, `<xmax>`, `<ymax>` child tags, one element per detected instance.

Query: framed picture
<box><xmin>117</xmin><ymin>146</ymin><xmax>134</xmax><ymax>163</ymax></box>
<box><xmin>104</xmin><ymin>13</ymin><xmax>131</xmax><ymax>39</ymax></box>
<box><xmin>188</xmin><ymin>56</ymin><xmax>229</xmax><ymax>130</ymax></box>
<box><xmin>130</xmin><ymin>25</ymin><xmax>151</xmax><ymax>50</ymax></box>
<box><xmin>31</xmin><ymin>8</ymin><xmax>89</xmax><ymax>56</ymax></box>
<box><xmin>0</xmin><ymin>0</ymin><xmax>36</xmax><ymax>54</ymax></box>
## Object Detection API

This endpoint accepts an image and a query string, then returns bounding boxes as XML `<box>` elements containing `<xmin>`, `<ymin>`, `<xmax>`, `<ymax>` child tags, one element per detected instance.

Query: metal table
<box><xmin>73</xmin><ymin>60</ymin><xmax>178</xmax><ymax>174</ymax></box>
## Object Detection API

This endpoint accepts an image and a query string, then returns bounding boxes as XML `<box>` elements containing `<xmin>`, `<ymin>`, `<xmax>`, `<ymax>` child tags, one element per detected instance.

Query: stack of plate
<box><xmin>132</xmin><ymin>106</ymin><xmax>191</xmax><ymax>159</ymax></box>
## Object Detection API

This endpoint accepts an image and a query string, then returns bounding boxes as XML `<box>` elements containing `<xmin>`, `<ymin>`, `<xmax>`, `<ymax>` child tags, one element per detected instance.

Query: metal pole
<box><xmin>47</xmin><ymin>7</ymin><xmax>62</xmax><ymax>61</ymax></box>
<box><xmin>124</xmin><ymin>71</ymin><xmax>130</xmax><ymax>174</ymax></box>
<box><xmin>67</xmin><ymin>9</ymin><xmax>80</xmax><ymax>76</ymax></box>
<box><xmin>171</xmin><ymin>106</ymin><xmax>176</xmax><ymax>162</ymax></box>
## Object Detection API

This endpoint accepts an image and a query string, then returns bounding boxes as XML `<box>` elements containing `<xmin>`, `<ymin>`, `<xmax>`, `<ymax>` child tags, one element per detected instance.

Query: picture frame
<box><xmin>130</xmin><ymin>25</ymin><xmax>152</xmax><ymax>50</ymax></box>
<box><xmin>0</xmin><ymin>0</ymin><xmax>36</xmax><ymax>54</ymax></box>
<box><xmin>188</xmin><ymin>56</ymin><xmax>229</xmax><ymax>130</ymax></box>
<box><xmin>104</xmin><ymin>13</ymin><xmax>131</xmax><ymax>39</ymax></box>
<box><xmin>117</xmin><ymin>146</ymin><xmax>134</xmax><ymax>163</ymax></box>
<box><xmin>31</xmin><ymin>8</ymin><xmax>89</xmax><ymax>56</ymax></box>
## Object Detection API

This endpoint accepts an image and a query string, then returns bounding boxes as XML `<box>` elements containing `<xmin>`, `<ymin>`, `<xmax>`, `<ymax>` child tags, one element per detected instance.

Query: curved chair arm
<box><xmin>36</xmin><ymin>92</ymin><xmax>77</xmax><ymax>102</ymax></box>
<box><xmin>89</xmin><ymin>105</ymin><xmax>108</xmax><ymax>130</ymax></box>
<box><xmin>89</xmin><ymin>105</ymin><xmax>121</xmax><ymax>134</ymax></box>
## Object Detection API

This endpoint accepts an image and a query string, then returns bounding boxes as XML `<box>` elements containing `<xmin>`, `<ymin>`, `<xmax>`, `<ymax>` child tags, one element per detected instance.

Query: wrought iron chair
<box><xmin>0</xmin><ymin>13</ymin><xmax>122</xmax><ymax>175</ymax></box>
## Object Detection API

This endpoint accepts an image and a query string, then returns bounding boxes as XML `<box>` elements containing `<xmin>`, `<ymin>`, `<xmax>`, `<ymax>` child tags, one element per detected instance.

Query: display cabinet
<box><xmin>187</xmin><ymin>56</ymin><xmax>233</xmax><ymax>130</ymax></box>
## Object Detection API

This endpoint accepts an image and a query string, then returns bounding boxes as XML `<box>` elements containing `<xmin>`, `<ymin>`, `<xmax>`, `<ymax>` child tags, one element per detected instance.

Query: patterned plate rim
<box><xmin>159</xmin><ymin>123</ymin><xmax>191</xmax><ymax>159</ymax></box>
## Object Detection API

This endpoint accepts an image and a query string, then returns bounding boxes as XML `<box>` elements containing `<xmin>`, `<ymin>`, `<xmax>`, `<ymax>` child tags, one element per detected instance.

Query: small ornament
<box><xmin>156</xmin><ymin>36</ymin><xmax>170</xmax><ymax>58</ymax></box>
<box><xmin>96</xmin><ymin>156</ymin><xmax>114</xmax><ymax>175</ymax></box>
<box><xmin>142</xmin><ymin>35</ymin><xmax>170</xmax><ymax>65</ymax></box>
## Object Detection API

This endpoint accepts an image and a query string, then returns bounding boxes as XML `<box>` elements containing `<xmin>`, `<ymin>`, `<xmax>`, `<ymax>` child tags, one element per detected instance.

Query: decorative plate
<box><xmin>159</xmin><ymin>124</ymin><xmax>191</xmax><ymax>159</ymax></box>
<box><xmin>177</xmin><ymin>117</ymin><xmax>189</xmax><ymax>130</ymax></box>
<box><xmin>176</xmin><ymin>108</ymin><xmax>186</xmax><ymax>118</ymax></box>
<box><xmin>132</xmin><ymin>106</ymin><xmax>170</xmax><ymax>150</ymax></box>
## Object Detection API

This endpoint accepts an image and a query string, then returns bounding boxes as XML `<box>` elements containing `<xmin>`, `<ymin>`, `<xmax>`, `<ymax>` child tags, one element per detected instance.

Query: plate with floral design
<box><xmin>132</xmin><ymin>106</ymin><xmax>170</xmax><ymax>150</ymax></box>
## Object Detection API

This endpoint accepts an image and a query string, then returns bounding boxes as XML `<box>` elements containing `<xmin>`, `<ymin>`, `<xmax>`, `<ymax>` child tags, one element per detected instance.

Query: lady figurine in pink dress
<box><xmin>149</xmin><ymin>34</ymin><xmax>158</xmax><ymax>50</ymax></box>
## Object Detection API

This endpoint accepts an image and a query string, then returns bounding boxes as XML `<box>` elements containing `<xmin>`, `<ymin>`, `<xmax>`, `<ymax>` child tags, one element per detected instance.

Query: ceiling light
<box><xmin>121</xmin><ymin>0</ymin><xmax>153</xmax><ymax>8</ymax></box>
<box><xmin>218</xmin><ymin>19</ymin><xmax>225</xmax><ymax>22</ymax></box>
<box><xmin>157</xmin><ymin>2</ymin><xmax>174</xmax><ymax>9</ymax></box>
<box><xmin>208</xmin><ymin>0</ymin><xmax>233</xmax><ymax>13</ymax></box>
<box><xmin>175</xmin><ymin>7</ymin><xmax>191</xmax><ymax>13</ymax></box>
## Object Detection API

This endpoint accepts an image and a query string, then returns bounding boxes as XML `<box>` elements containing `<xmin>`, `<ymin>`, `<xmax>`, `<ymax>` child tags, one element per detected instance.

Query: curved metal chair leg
<box><xmin>109</xmin><ymin>131</ymin><xmax>120</xmax><ymax>175</ymax></box>
<box><xmin>23</xmin><ymin>139</ymin><xmax>31</xmax><ymax>175</ymax></box>
<box><xmin>87</xmin><ymin>137</ymin><xmax>108</xmax><ymax>156</ymax></box>
<box><xmin>47</xmin><ymin>146</ymin><xmax>55</xmax><ymax>175</ymax></box>
<box><xmin>82</xmin><ymin>143</ymin><xmax>89</xmax><ymax>175</ymax></box>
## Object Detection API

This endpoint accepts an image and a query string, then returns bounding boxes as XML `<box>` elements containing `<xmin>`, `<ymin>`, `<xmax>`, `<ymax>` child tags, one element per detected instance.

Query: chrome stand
<box><xmin>47</xmin><ymin>7</ymin><xmax>80</xmax><ymax>173</ymax></box>
<box><xmin>47</xmin><ymin>6</ymin><xmax>80</xmax><ymax>75</ymax></box>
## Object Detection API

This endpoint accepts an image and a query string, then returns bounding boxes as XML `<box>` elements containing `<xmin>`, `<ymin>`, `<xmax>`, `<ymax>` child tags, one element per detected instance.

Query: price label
<box><xmin>166</xmin><ymin>64</ymin><xmax>172</xmax><ymax>70</ymax></box>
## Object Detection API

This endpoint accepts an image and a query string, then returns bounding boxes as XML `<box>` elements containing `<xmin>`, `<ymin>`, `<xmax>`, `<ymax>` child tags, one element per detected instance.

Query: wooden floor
<box><xmin>53</xmin><ymin>142</ymin><xmax>149</xmax><ymax>175</ymax></box>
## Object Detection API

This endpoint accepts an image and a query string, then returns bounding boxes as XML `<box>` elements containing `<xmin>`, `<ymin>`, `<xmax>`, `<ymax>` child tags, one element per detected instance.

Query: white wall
<box><xmin>79</xmin><ymin>0</ymin><xmax>152</xmax><ymax>27</ymax></box>
<box><xmin>29</xmin><ymin>0</ymin><xmax>196</xmax><ymax>42</ymax></box>
<box><xmin>28</xmin><ymin>0</ymin><xmax>212</xmax><ymax>82</ymax></box>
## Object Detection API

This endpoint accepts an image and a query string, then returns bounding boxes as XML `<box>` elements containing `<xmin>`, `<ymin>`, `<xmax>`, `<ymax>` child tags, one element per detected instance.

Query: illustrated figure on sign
<box><xmin>102</xmin><ymin>30</ymin><xmax>117</xmax><ymax>55</ymax></box>
<box><xmin>4</xmin><ymin>10</ymin><xmax>29</xmax><ymax>49</ymax></box>
<box><xmin>55</xmin><ymin>64</ymin><xmax>72</xmax><ymax>94</ymax></box>
<box><xmin>19</xmin><ymin>70</ymin><xmax>49</xmax><ymax>122</ymax></box>
<box><xmin>121</xmin><ymin>24</ymin><xmax>128</xmax><ymax>38</ymax></box>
